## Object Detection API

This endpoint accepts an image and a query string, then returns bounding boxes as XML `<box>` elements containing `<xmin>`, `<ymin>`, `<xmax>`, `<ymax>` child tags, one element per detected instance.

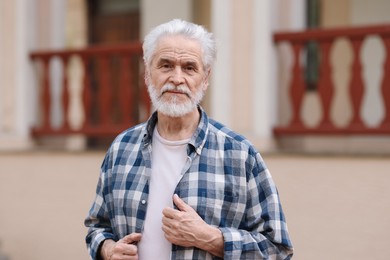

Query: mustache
<box><xmin>161</xmin><ymin>84</ymin><xmax>191</xmax><ymax>97</ymax></box>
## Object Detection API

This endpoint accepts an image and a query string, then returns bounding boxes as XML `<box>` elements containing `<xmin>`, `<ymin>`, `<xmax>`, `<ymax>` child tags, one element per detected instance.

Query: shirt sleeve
<box><xmin>219</xmin><ymin>153</ymin><xmax>294</xmax><ymax>259</ymax></box>
<box><xmin>84</xmin><ymin>153</ymin><xmax>116</xmax><ymax>260</ymax></box>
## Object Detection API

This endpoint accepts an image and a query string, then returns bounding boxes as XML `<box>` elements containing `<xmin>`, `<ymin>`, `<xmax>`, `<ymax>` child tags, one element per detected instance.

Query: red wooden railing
<box><xmin>30</xmin><ymin>42</ymin><xmax>151</xmax><ymax>137</ymax></box>
<box><xmin>273</xmin><ymin>24</ymin><xmax>390</xmax><ymax>135</ymax></box>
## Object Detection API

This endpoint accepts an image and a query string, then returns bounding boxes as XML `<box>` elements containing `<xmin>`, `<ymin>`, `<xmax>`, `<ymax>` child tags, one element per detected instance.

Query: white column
<box><xmin>251</xmin><ymin>0</ymin><xmax>275</xmax><ymax>151</ymax></box>
<box><xmin>0</xmin><ymin>0</ymin><xmax>35</xmax><ymax>150</ymax></box>
<box><xmin>209</xmin><ymin>0</ymin><xmax>275</xmax><ymax>150</ymax></box>
<box><xmin>210</xmin><ymin>0</ymin><xmax>232</xmax><ymax>125</ymax></box>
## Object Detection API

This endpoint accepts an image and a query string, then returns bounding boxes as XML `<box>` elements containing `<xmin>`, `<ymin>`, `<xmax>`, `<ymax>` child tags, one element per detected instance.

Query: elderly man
<box><xmin>85</xmin><ymin>19</ymin><xmax>293</xmax><ymax>260</ymax></box>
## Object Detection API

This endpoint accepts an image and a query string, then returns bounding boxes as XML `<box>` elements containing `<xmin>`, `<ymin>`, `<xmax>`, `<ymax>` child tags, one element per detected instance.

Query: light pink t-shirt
<box><xmin>138</xmin><ymin>128</ymin><xmax>189</xmax><ymax>260</ymax></box>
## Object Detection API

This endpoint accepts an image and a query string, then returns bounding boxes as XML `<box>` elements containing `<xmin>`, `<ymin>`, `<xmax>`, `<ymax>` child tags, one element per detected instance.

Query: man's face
<box><xmin>146</xmin><ymin>35</ymin><xmax>210</xmax><ymax>117</ymax></box>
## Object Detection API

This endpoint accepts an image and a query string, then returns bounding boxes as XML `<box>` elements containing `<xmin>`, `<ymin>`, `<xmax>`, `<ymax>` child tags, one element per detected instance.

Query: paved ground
<box><xmin>0</xmin><ymin>152</ymin><xmax>389</xmax><ymax>260</ymax></box>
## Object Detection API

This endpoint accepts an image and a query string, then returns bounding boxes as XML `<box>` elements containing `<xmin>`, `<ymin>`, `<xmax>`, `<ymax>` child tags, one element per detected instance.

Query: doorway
<box><xmin>88</xmin><ymin>0</ymin><xmax>140</xmax><ymax>44</ymax></box>
<box><xmin>87</xmin><ymin>0</ymin><xmax>142</xmax><ymax>149</ymax></box>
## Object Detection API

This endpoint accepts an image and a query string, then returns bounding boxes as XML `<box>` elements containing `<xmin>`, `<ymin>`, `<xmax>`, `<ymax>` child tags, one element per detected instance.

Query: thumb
<box><xmin>121</xmin><ymin>233</ymin><xmax>142</xmax><ymax>244</ymax></box>
<box><xmin>173</xmin><ymin>194</ymin><xmax>193</xmax><ymax>212</ymax></box>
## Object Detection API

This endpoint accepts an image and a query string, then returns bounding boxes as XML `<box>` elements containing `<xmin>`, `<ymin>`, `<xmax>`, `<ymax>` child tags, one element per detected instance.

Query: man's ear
<box><xmin>203</xmin><ymin>68</ymin><xmax>211</xmax><ymax>91</ymax></box>
<box><xmin>144</xmin><ymin>67</ymin><xmax>151</xmax><ymax>86</ymax></box>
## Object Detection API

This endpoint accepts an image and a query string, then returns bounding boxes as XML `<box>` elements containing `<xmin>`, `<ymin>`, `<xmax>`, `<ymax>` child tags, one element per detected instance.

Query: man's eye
<box><xmin>184</xmin><ymin>66</ymin><xmax>195</xmax><ymax>71</ymax></box>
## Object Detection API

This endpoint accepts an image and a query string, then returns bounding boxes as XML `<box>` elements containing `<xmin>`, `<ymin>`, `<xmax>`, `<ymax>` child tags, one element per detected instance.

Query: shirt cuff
<box><xmin>90</xmin><ymin>232</ymin><xmax>115</xmax><ymax>260</ymax></box>
<box><xmin>219</xmin><ymin>227</ymin><xmax>243</xmax><ymax>259</ymax></box>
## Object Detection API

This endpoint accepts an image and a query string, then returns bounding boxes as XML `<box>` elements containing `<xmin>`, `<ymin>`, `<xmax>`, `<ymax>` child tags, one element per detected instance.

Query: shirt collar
<box><xmin>142</xmin><ymin>106</ymin><xmax>209</xmax><ymax>155</ymax></box>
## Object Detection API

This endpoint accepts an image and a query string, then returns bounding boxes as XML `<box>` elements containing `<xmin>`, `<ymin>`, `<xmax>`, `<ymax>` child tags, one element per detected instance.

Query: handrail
<box><xmin>273</xmin><ymin>24</ymin><xmax>390</xmax><ymax>135</ymax></box>
<box><xmin>30</xmin><ymin>42</ymin><xmax>151</xmax><ymax>137</ymax></box>
<box><xmin>274</xmin><ymin>24</ymin><xmax>390</xmax><ymax>42</ymax></box>
<box><xmin>30</xmin><ymin>42</ymin><xmax>143</xmax><ymax>57</ymax></box>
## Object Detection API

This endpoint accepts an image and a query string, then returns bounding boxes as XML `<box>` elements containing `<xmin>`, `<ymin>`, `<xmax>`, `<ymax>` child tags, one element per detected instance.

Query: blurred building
<box><xmin>0</xmin><ymin>0</ymin><xmax>390</xmax><ymax>154</ymax></box>
<box><xmin>1</xmin><ymin>2</ymin><xmax>390</xmax><ymax>260</ymax></box>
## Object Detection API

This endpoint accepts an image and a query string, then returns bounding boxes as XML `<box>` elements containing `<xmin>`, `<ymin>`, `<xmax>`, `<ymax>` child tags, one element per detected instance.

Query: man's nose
<box><xmin>170</xmin><ymin>67</ymin><xmax>185</xmax><ymax>85</ymax></box>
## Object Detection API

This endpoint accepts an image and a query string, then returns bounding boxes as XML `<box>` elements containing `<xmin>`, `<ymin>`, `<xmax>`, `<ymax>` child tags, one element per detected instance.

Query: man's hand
<box><xmin>162</xmin><ymin>194</ymin><xmax>224</xmax><ymax>258</ymax></box>
<box><xmin>100</xmin><ymin>233</ymin><xmax>142</xmax><ymax>260</ymax></box>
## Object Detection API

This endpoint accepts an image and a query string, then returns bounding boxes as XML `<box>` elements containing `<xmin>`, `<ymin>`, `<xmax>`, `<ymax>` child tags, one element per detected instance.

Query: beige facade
<box><xmin>1</xmin><ymin>152</ymin><xmax>390</xmax><ymax>260</ymax></box>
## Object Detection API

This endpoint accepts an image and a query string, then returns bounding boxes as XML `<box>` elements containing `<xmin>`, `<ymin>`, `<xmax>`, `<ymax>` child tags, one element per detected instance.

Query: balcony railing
<box><xmin>30</xmin><ymin>42</ymin><xmax>151</xmax><ymax>137</ymax></box>
<box><xmin>273</xmin><ymin>24</ymin><xmax>390</xmax><ymax>135</ymax></box>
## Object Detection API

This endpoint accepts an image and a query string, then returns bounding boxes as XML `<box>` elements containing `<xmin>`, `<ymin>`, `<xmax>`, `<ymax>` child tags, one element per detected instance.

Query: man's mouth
<box><xmin>163</xmin><ymin>90</ymin><xmax>190</xmax><ymax>97</ymax></box>
<box><xmin>167</xmin><ymin>90</ymin><xmax>184</xmax><ymax>94</ymax></box>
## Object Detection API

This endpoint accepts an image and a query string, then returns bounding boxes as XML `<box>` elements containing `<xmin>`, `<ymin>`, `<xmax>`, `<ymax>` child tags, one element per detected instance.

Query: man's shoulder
<box><xmin>111</xmin><ymin>122</ymin><xmax>147</xmax><ymax>147</ymax></box>
<box><xmin>207</xmin><ymin>118</ymin><xmax>255</xmax><ymax>150</ymax></box>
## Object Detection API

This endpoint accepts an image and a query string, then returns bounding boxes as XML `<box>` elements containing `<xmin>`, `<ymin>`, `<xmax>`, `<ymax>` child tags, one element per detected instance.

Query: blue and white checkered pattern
<box><xmin>85</xmin><ymin>107</ymin><xmax>293</xmax><ymax>259</ymax></box>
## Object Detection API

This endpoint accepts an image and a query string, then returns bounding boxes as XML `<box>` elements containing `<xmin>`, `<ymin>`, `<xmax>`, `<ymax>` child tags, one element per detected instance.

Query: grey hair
<box><xmin>142</xmin><ymin>19</ymin><xmax>216</xmax><ymax>70</ymax></box>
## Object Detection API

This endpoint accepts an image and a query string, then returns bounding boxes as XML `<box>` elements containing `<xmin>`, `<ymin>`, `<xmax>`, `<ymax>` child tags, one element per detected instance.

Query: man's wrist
<box><xmin>200</xmin><ymin>226</ymin><xmax>224</xmax><ymax>258</ymax></box>
<box><xmin>100</xmin><ymin>239</ymin><xmax>115</xmax><ymax>260</ymax></box>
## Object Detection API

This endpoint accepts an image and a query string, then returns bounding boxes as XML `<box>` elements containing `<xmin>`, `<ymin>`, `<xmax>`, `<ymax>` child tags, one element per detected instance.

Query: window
<box><xmin>305</xmin><ymin>0</ymin><xmax>321</xmax><ymax>91</ymax></box>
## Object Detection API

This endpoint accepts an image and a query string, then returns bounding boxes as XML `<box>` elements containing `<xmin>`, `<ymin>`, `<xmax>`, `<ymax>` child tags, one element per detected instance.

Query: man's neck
<box><xmin>156</xmin><ymin>108</ymin><xmax>200</xmax><ymax>141</ymax></box>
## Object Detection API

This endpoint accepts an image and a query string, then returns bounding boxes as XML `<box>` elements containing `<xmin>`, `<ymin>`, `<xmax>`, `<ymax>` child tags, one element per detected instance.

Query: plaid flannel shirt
<box><xmin>85</xmin><ymin>107</ymin><xmax>293</xmax><ymax>259</ymax></box>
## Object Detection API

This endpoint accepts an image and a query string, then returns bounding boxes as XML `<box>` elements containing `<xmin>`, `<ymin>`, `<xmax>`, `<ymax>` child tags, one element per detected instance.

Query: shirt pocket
<box><xmin>198</xmin><ymin>190</ymin><xmax>243</xmax><ymax>227</ymax></box>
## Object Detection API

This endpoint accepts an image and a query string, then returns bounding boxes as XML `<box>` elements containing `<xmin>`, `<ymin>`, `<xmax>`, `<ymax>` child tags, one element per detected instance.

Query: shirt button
<box><xmin>141</xmin><ymin>200</ymin><xmax>146</xmax><ymax>205</ymax></box>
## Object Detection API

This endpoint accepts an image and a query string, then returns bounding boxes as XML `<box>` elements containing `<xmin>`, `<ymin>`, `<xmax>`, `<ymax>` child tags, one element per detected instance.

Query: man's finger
<box><xmin>121</xmin><ymin>233</ymin><xmax>142</xmax><ymax>244</ymax></box>
<box><xmin>173</xmin><ymin>194</ymin><xmax>193</xmax><ymax>212</ymax></box>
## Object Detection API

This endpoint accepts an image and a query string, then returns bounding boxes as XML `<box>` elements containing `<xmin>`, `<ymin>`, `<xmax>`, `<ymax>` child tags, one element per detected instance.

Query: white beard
<box><xmin>147</xmin><ymin>83</ymin><xmax>205</xmax><ymax>117</ymax></box>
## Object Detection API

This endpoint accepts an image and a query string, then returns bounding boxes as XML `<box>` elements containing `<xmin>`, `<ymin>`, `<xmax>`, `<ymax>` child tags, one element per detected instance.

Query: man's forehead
<box><xmin>156</xmin><ymin>52</ymin><xmax>201</xmax><ymax>63</ymax></box>
<box><xmin>154</xmin><ymin>35</ymin><xmax>203</xmax><ymax>60</ymax></box>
